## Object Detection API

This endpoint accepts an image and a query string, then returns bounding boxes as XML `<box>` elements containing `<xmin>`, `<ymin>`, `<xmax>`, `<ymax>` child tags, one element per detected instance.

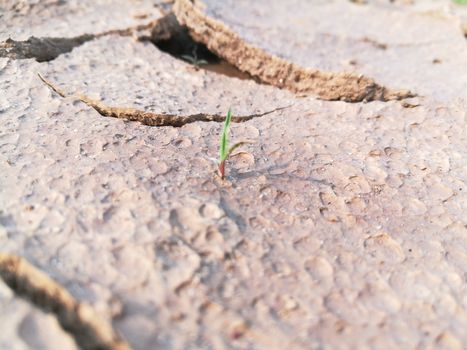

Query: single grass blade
<box><xmin>219</xmin><ymin>108</ymin><xmax>232</xmax><ymax>162</ymax></box>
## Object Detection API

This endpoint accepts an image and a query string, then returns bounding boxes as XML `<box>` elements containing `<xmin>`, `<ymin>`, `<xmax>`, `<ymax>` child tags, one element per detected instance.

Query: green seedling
<box><xmin>453</xmin><ymin>0</ymin><xmax>467</xmax><ymax>4</ymax></box>
<box><xmin>181</xmin><ymin>46</ymin><xmax>208</xmax><ymax>66</ymax></box>
<box><xmin>218</xmin><ymin>109</ymin><xmax>250</xmax><ymax>179</ymax></box>
<box><xmin>181</xmin><ymin>55</ymin><xmax>208</xmax><ymax>66</ymax></box>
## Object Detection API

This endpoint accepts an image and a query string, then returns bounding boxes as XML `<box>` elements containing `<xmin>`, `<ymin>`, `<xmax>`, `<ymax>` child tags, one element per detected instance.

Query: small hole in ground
<box><xmin>151</xmin><ymin>14</ymin><xmax>255</xmax><ymax>81</ymax></box>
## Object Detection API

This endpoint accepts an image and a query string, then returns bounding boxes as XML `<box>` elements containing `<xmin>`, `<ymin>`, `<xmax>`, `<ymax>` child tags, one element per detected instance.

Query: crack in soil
<box><xmin>173</xmin><ymin>0</ymin><xmax>415</xmax><ymax>103</ymax></box>
<box><xmin>0</xmin><ymin>20</ymin><xmax>160</xmax><ymax>62</ymax></box>
<box><xmin>38</xmin><ymin>73</ymin><xmax>290</xmax><ymax>127</ymax></box>
<box><xmin>0</xmin><ymin>253</ymin><xmax>131</xmax><ymax>350</ymax></box>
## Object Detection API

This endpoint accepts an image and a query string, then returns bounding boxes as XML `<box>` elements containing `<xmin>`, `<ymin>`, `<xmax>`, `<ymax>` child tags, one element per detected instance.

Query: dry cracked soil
<box><xmin>0</xmin><ymin>0</ymin><xmax>466</xmax><ymax>349</ymax></box>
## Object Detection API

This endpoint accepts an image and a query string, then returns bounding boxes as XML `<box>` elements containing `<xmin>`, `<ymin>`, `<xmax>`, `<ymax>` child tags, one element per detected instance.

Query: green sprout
<box><xmin>218</xmin><ymin>109</ymin><xmax>250</xmax><ymax>179</ymax></box>
<box><xmin>452</xmin><ymin>0</ymin><xmax>467</xmax><ymax>4</ymax></box>
<box><xmin>181</xmin><ymin>46</ymin><xmax>208</xmax><ymax>66</ymax></box>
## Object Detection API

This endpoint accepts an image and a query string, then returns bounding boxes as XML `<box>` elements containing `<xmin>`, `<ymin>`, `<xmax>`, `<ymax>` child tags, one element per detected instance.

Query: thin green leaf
<box><xmin>225</xmin><ymin>108</ymin><xmax>232</xmax><ymax>130</ymax></box>
<box><xmin>219</xmin><ymin>108</ymin><xmax>232</xmax><ymax>161</ymax></box>
<box><xmin>181</xmin><ymin>55</ymin><xmax>208</xmax><ymax>66</ymax></box>
<box><xmin>225</xmin><ymin>141</ymin><xmax>253</xmax><ymax>159</ymax></box>
<box><xmin>181</xmin><ymin>55</ymin><xmax>195</xmax><ymax>64</ymax></box>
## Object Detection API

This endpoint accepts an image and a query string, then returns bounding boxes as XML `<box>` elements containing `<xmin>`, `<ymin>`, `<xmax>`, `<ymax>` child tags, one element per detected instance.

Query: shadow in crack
<box><xmin>0</xmin><ymin>35</ymin><xmax>93</xmax><ymax>62</ymax></box>
<box><xmin>151</xmin><ymin>13</ymin><xmax>255</xmax><ymax>81</ymax></box>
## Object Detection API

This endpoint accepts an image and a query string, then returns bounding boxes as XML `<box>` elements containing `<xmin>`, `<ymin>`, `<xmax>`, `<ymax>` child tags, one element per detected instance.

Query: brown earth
<box><xmin>0</xmin><ymin>1</ymin><xmax>466</xmax><ymax>349</ymax></box>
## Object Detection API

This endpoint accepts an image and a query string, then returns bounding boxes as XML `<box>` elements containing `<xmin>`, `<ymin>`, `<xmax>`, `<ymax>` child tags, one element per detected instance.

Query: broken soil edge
<box><xmin>0</xmin><ymin>253</ymin><xmax>131</xmax><ymax>350</ymax></box>
<box><xmin>173</xmin><ymin>0</ymin><xmax>415</xmax><ymax>102</ymax></box>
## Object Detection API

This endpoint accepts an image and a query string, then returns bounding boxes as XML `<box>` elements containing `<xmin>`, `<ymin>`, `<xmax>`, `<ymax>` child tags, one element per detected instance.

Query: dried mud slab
<box><xmin>0</xmin><ymin>0</ymin><xmax>165</xmax><ymax>41</ymax></box>
<box><xmin>0</xmin><ymin>254</ymin><xmax>129</xmax><ymax>350</ymax></box>
<box><xmin>174</xmin><ymin>0</ymin><xmax>467</xmax><ymax>102</ymax></box>
<box><xmin>0</xmin><ymin>0</ymin><xmax>166</xmax><ymax>61</ymax></box>
<box><xmin>39</xmin><ymin>35</ymin><xmax>295</xmax><ymax>124</ymax></box>
<box><xmin>2</xmin><ymin>46</ymin><xmax>467</xmax><ymax>349</ymax></box>
<box><xmin>38</xmin><ymin>72</ymin><xmax>286</xmax><ymax>127</ymax></box>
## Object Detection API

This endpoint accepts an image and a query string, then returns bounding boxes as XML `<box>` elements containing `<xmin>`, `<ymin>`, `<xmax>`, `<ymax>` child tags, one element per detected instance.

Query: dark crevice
<box><xmin>150</xmin><ymin>13</ymin><xmax>256</xmax><ymax>81</ymax></box>
<box><xmin>0</xmin><ymin>20</ymin><xmax>158</xmax><ymax>62</ymax></box>
<box><xmin>0</xmin><ymin>35</ymin><xmax>94</xmax><ymax>62</ymax></box>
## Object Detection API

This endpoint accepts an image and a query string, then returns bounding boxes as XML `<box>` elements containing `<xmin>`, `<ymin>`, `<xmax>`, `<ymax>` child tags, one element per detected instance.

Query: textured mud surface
<box><xmin>175</xmin><ymin>0</ymin><xmax>466</xmax><ymax>102</ymax></box>
<box><xmin>174</xmin><ymin>0</ymin><xmax>414</xmax><ymax>102</ymax></box>
<box><xmin>0</xmin><ymin>0</ymin><xmax>165</xmax><ymax>41</ymax></box>
<box><xmin>0</xmin><ymin>0</ymin><xmax>166</xmax><ymax>61</ymax></box>
<box><xmin>1</xmin><ymin>1</ymin><xmax>466</xmax><ymax>350</ymax></box>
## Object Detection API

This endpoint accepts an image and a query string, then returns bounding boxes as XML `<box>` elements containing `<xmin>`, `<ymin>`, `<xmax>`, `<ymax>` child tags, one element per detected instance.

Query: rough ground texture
<box><xmin>174</xmin><ymin>0</ymin><xmax>467</xmax><ymax>102</ymax></box>
<box><xmin>40</xmin><ymin>36</ymin><xmax>294</xmax><ymax>120</ymax></box>
<box><xmin>0</xmin><ymin>0</ymin><xmax>165</xmax><ymax>41</ymax></box>
<box><xmin>1</xmin><ymin>1</ymin><xmax>467</xmax><ymax>350</ymax></box>
<box><xmin>369</xmin><ymin>0</ymin><xmax>467</xmax><ymax>35</ymax></box>
<box><xmin>0</xmin><ymin>0</ymin><xmax>167</xmax><ymax>61</ymax></box>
